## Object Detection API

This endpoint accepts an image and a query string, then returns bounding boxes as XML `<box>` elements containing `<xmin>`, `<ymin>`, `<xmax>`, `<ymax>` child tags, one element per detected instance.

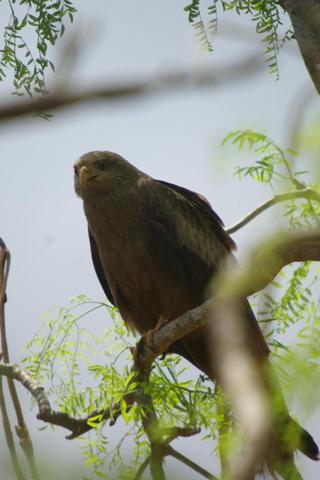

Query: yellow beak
<box><xmin>79</xmin><ymin>166</ymin><xmax>94</xmax><ymax>186</ymax></box>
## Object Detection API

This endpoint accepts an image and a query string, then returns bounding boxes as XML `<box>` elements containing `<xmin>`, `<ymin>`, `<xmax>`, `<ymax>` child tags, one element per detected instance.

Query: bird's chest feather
<box><xmin>99</xmin><ymin>232</ymin><xmax>176</xmax><ymax>332</ymax></box>
<box><xmin>84</xmin><ymin>199</ymin><xmax>180</xmax><ymax>332</ymax></box>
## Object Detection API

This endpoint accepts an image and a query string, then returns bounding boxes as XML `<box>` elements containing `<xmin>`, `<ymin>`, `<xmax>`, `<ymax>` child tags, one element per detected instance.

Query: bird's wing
<box><xmin>158</xmin><ymin>179</ymin><xmax>236</xmax><ymax>253</ymax></box>
<box><xmin>138</xmin><ymin>178</ymin><xmax>269</xmax><ymax>359</ymax></box>
<box><xmin>88</xmin><ymin>228</ymin><xmax>115</xmax><ymax>306</ymax></box>
<box><xmin>139</xmin><ymin>178</ymin><xmax>235</xmax><ymax>294</ymax></box>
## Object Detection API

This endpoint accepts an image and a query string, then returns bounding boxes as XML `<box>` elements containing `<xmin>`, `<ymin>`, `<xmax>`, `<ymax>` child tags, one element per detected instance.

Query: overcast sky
<box><xmin>0</xmin><ymin>1</ymin><xmax>319</xmax><ymax>479</ymax></box>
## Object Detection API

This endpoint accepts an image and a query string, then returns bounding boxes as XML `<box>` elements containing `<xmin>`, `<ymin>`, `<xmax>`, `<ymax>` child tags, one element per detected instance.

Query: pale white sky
<box><xmin>0</xmin><ymin>1</ymin><xmax>319</xmax><ymax>479</ymax></box>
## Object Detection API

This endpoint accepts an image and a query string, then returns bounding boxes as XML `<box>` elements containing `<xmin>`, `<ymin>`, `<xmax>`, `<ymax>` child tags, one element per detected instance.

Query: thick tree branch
<box><xmin>0</xmin><ymin>54</ymin><xmax>264</xmax><ymax>123</ymax></box>
<box><xmin>134</xmin><ymin>232</ymin><xmax>320</xmax><ymax>371</ymax></box>
<box><xmin>135</xmin><ymin>230</ymin><xmax>320</xmax><ymax>479</ymax></box>
<box><xmin>280</xmin><ymin>0</ymin><xmax>320</xmax><ymax>93</ymax></box>
<box><xmin>226</xmin><ymin>188</ymin><xmax>320</xmax><ymax>234</ymax></box>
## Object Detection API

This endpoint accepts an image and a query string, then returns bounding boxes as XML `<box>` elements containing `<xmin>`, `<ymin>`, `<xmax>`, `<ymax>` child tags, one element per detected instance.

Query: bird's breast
<box><xmin>84</xmin><ymin>199</ymin><xmax>199</xmax><ymax>334</ymax></box>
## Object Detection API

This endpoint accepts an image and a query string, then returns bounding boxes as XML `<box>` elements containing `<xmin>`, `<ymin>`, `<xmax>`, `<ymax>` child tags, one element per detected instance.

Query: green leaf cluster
<box><xmin>23</xmin><ymin>295</ymin><xmax>231</xmax><ymax>479</ymax></box>
<box><xmin>184</xmin><ymin>1</ymin><xmax>294</xmax><ymax>76</ymax></box>
<box><xmin>0</xmin><ymin>0</ymin><xmax>77</xmax><ymax>95</ymax></box>
<box><xmin>226</xmin><ymin>129</ymin><xmax>320</xmax><ymax>415</ymax></box>
<box><xmin>184</xmin><ymin>0</ymin><xmax>216</xmax><ymax>51</ymax></box>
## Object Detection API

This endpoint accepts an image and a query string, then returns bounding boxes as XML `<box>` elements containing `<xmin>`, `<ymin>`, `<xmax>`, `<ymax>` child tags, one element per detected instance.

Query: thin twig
<box><xmin>167</xmin><ymin>446</ymin><xmax>218</xmax><ymax>480</ymax></box>
<box><xmin>133</xmin><ymin>455</ymin><xmax>151</xmax><ymax>480</ymax></box>
<box><xmin>0</xmin><ymin>239</ymin><xmax>39</xmax><ymax>480</ymax></box>
<box><xmin>0</xmin><ymin>376</ymin><xmax>26</xmax><ymax>480</ymax></box>
<box><xmin>226</xmin><ymin>188</ymin><xmax>320</xmax><ymax>234</ymax></box>
<box><xmin>0</xmin><ymin>242</ymin><xmax>25</xmax><ymax>480</ymax></box>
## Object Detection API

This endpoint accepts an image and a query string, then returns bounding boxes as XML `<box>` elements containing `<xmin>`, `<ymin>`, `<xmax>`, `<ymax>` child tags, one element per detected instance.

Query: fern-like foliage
<box><xmin>0</xmin><ymin>0</ymin><xmax>77</xmax><ymax>96</ymax></box>
<box><xmin>223</xmin><ymin>128</ymin><xmax>320</xmax><ymax>415</ymax></box>
<box><xmin>24</xmin><ymin>295</ymin><xmax>226</xmax><ymax>479</ymax></box>
<box><xmin>184</xmin><ymin>0</ymin><xmax>294</xmax><ymax>77</ymax></box>
<box><xmin>223</xmin><ymin>129</ymin><xmax>303</xmax><ymax>187</ymax></box>
<box><xmin>184</xmin><ymin>0</ymin><xmax>214</xmax><ymax>51</ymax></box>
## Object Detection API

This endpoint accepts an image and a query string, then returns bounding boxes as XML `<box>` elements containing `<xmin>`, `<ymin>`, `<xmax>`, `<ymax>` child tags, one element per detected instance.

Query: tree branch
<box><xmin>0</xmin><ymin>54</ymin><xmax>265</xmax><ymax>123</ymax></box>
<box><xmin>134</xmin><ymin>231</ymin><xmax>320</xmax><ymax>370</ymax></box>
<box><xmin>226</xmin><ymin>188</ymin><xmax>320</xmax><ymax>234</ymax></box>
<box><xmin>0</xmin><ymin>376</ymin><xmax>26</xmax><ymax>480</ymax></box>
<box><xmin>167</xmin><ymin>446</ymin><xmax>218</xmax><ymax>480</ymax></box>
<box><xmin>135</xmin><ymin>230</ymin><xmax>320</xmax><ymax>479</ymax></box>
<box><xmin>133</xmin><ymin>455</ymin><xmax>151</xmax><ymax>480</ymax></box>
<box><xmin>280</xmin><ymin>0</ymin><xmax>320</xmax><ymax>94</ymax></box>
<box><xmin>0</xmin><ymin>240</ymin><xmax>39</xmax><ymax>480</ymax></box>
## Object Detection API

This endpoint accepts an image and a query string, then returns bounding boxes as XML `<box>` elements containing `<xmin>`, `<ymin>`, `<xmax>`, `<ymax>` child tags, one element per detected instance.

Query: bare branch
<box><xmin>0</xmin><ymin>362</ymin><xmax>136</xmax><ymax>439</ymax></box>
<box><xmin>0</xmin><ymin>239</ymin><xmax>39</xmax><ymax>479</ymax></box>
<box><xmin>0</xmin><ymin>54</ymin><xmax>264</xmax><ymax>123</ymax></box>
<box><xmin>221</xmin><ymin>230</ymin><xmax>320</xmax><ymax>298</ymax></box>
<box><xmin>133</xmin><ymin>455</ymin><xmax>151</xmax><ymax>480</ymax></box>
<box><xmin>167</xmin><ymin>446</ymin><xmax>218</xmax><ymax>480</ymax></box>
<box><xmin>226</xmin><ymin>188</ymin><xmax>320</xmax><ymax>234</ymax></box>
<box><xmin>0</xmin><ymin>376</ymin><xmax>26</xmax><ymax>480</ymax></box>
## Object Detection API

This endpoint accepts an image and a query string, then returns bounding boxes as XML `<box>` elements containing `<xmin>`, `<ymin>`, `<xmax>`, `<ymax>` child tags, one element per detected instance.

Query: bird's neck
<box><xmin>82</xmin><ymin>179</ymin><xmax>141</xmax><ymax>242</ymax></box>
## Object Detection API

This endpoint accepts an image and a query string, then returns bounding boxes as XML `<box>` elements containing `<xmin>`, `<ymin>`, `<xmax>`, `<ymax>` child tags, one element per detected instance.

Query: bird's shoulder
<box><xmin>138</xmin><ymin>177</ymin><xmax>236</xmax><ymax>256</ymax></box>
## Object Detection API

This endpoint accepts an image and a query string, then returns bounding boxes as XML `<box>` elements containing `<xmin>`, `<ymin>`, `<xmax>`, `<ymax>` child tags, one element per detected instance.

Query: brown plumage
<box><xmin>74</xmin><ymin>150</ymin><xmax>318</xmax><ymax>478</ymax></box>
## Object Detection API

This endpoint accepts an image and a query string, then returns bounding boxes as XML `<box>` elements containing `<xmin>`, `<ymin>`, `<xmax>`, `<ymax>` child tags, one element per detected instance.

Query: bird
<box><xmin>74</xmin><ymin>150</ymin><xmax>319</xmax><ymax>479</ymax></box>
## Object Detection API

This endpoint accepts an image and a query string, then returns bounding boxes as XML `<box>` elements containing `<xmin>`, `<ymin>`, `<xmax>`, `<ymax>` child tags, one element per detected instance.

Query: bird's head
<box><xmin>74</xmin><ymin>151</ymin><xmax>136</xmax><ymax>199</ymax></box>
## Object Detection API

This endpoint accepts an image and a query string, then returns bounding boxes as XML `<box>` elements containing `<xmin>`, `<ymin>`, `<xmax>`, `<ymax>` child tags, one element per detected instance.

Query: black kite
<box><xmin>74</xmin><ymin>151</ymin><xmax>319</xmax><ymax>478</ymax></box>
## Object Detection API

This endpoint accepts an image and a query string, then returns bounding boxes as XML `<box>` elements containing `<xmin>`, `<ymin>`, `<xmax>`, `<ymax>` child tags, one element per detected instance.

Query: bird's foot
<box><xmin>132</xmin><ymin>316</ymin><xmax>169</xmax><ymax>371</ymax></box>
<box><xmin>144</xmin><ymin>315</ymin><xmax>168</xmax><ymax>350</ymax></box>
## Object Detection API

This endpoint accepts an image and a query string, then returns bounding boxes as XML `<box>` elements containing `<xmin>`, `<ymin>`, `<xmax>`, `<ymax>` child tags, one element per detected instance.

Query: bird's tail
<box><xmin>169</xmin><ymin>329</ymin><xmax>320</xmax><ymax>478</ymax></box>
<box><xmin>268</xmin><ymin>416</ymin><xmax>319</xmax><ymax>479</ymax></box>
<box><xmin>291</xmin><ymin>418</ymin><xmax>319</xmax><ymax>460</ymax></box>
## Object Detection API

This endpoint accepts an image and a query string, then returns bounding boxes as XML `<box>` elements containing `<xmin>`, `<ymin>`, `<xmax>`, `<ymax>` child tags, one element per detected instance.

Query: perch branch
<box><xmin>132</xmin><ymin>229</ymin><xmax>320</xmax><ymax>479</ymax></box>
<box><xmin>135</xmin><ymin>231</ymin><xmax>320</xmax><ymax>372</ymax></box>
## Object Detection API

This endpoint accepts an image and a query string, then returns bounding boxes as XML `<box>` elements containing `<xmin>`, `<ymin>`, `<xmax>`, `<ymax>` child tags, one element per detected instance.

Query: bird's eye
<box><xmin>96</xmin><ymin>160</ymin><xmax>109</xmax><ymax>171</ymax></box>
<box><xmin>74</xmin><ymin>165</ymin><xmax>79</xmax><ymax>176</ymax></box>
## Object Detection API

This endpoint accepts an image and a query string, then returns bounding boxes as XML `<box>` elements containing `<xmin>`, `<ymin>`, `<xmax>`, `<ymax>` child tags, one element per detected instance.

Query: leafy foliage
<box><xmin>0</xmin><ymin>0</ymin><xmax>77</xmax><ymax>95</ymax></box>
<box><xmin>184</xmin><ymin>0</ymin><xmax>294</xmax><ymax>76</ymax></box>
<box><xmin>23</xmin><ymin>295</ymin><xmax>228</xmax><ymax>479</ymax></box>
<box><xmin>184</xmin><ymin>0</ymin><xmax>215</xmax><ymax>52</ymax></box>
<box><xmin>223</xmin><ymin>129</ymin><xmax>320</xmax><ymax>228</ymax></box>
<box><xmin>225</xmin><ymin>129</ymin><xmax>320</xmax><ymax>412</ymax></box>
<box><xmin>223</xmin><ymin>130</ymin><xmax>303</xmax><ymax>187</ymax></box>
